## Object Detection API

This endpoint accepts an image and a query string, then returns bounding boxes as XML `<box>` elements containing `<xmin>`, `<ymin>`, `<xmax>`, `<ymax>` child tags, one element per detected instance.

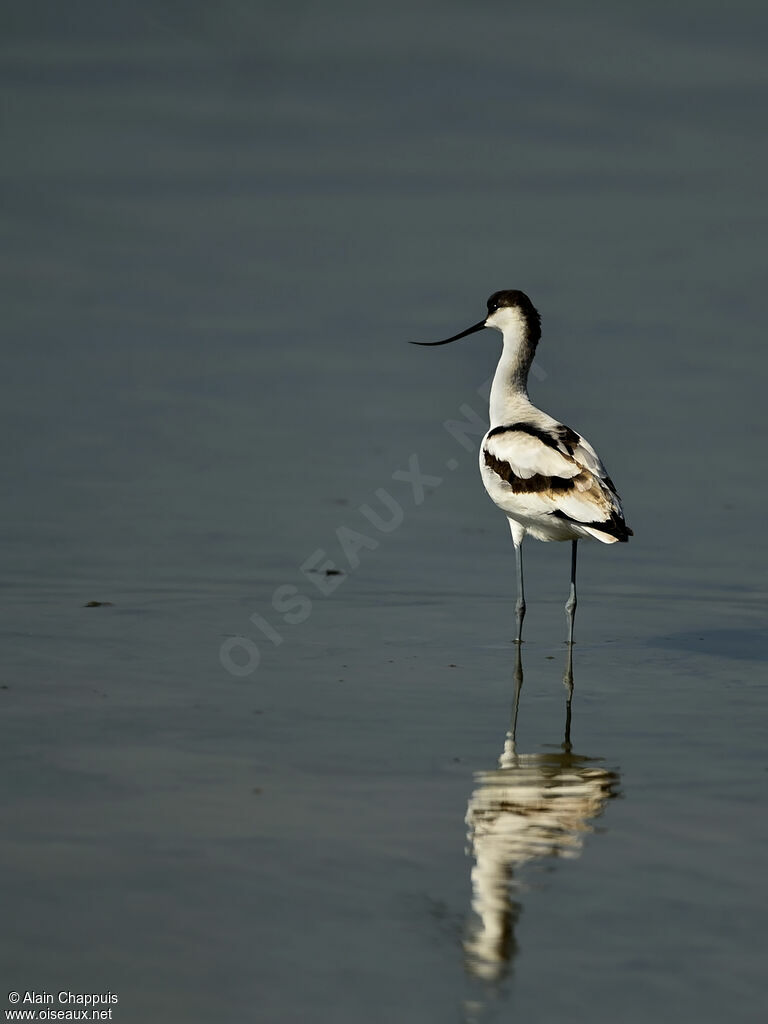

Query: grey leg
<box><xmin>565</xmin><ymin>540</ymin><xmax>578</xmax><ymax>645</ymax></box>
<box><xmin>514</xmin><ymin>542</ymin><xmax>526</xmax><ymax>644</ymax></box>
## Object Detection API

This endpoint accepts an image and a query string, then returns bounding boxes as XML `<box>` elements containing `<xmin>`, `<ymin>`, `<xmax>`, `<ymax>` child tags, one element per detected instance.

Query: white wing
<box><xmin>484</xmin><ymin>430</ymin><xmax>580</xmax><ymax>480</ymax></box>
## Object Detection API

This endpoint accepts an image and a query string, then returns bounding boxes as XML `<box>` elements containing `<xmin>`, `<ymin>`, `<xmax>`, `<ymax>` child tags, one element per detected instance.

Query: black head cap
<box><xmin>486</xmin><ymin>290</ymin><xmax>541</xmax><ymax>345</ymax></box>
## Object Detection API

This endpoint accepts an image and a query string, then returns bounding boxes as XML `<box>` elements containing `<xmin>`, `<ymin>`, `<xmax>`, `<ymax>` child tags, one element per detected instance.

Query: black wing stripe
<box><xmin>483</xmin><ymin>450</ymin><xmax>574</xmax><ymax>493</ymax></box>
<box><xmin>486</xmin><ymin>421</ymin><xmax>581</xmax><ymax>456</ymax></box>
<box><xmin>487</xmin><ymin>422</ymin><xmax>558</xmax><ymax>447</ymax></box>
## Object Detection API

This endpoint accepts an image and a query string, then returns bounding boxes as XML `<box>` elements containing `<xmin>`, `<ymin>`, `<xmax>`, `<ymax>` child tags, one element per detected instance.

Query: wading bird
<box><xmin>412</xmin><ymin>290</ymin><xmax>632</xmax><ymax>644</ymax></box>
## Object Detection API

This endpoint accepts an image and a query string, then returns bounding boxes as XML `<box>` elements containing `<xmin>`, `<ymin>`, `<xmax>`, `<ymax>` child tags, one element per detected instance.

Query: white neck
<box><xmin>487</xmin><ymin>315</ymin><xmax>536</xmax><ymax>427</ymax></box>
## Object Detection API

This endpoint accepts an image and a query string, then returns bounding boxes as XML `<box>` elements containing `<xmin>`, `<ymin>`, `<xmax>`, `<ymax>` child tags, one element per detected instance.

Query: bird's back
<box><xmin>479</xmin><ymin>410</ymin><xmax>632</xmax><ymax>544</ymax></box>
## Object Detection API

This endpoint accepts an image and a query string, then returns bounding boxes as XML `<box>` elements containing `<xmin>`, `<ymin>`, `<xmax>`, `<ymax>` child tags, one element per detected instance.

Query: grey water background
<box><xmin>2</xmin><ymin>1</ymin><xmax>767</xmax><ymax>1021</ymax></box>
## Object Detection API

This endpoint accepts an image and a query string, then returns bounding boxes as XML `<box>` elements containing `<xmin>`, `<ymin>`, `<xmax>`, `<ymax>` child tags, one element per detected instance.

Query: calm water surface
<box><xmin>1</xmin><ymin>3</ymin><xmax>766</xmax><ymax>1021</ymax></box>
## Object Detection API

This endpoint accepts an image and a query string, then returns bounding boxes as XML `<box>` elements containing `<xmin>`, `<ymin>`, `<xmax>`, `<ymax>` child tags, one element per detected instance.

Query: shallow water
<box><xmin>2</xmin><ymin>3</ymin><xmax>767</xmax><ymax>1022</ymax></box>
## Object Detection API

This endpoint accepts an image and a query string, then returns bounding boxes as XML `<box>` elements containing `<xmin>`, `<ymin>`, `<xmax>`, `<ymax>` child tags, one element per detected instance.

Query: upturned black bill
<box><xmin>409</xmin><ymin>320</ymin><xmax>487</xmax><ymax>346</ymax></box>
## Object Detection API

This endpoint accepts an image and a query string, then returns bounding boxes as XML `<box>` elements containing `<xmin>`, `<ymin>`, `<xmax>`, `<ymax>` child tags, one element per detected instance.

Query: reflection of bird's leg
<box><xmin>501</xmin><ymin>643</ymin><xmax>525</xmax><ymax>766</ymax></box>
<box><xmin>565</xmin><ymin>539</ymin><xmax>578</xmax><ymax>645</ymax></box>
<box><xmin>562</xmin><ymin>642</ymin><xmax>574</xmax><ymax>750</ymax></box>
<box><xmin>511</xmin><ymin>643</ymin><xmax>523</xmax><ymax>744</ymax></box>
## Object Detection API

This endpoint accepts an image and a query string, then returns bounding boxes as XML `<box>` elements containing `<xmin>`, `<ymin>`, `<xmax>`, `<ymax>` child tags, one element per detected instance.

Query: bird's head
<box><xmin>411</xmin><ymin>290</ymin><xmax>541</xmax><ymax>347</ymax></box>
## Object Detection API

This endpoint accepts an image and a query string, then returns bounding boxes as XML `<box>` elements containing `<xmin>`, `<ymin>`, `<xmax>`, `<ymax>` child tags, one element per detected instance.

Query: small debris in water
<box><xmin>84</xmin><ymin>601</ymin><xmax>114</xmax><ymax>608</ymax></box>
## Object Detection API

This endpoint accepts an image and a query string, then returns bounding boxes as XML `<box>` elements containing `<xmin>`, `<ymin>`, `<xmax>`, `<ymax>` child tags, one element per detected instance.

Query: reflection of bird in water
<box><xmin>464</xmin><ymin>646</ymin><xmax>620</xmax><ymax>982</ymax></box>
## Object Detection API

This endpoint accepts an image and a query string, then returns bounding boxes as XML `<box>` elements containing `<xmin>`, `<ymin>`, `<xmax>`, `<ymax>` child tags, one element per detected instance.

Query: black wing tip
<box><xmin>613</xmin><ymin>523</ymin><xmax>634</xmax><ymax>542</ymax></box>
<box><xmin>601</xmin><ymin>521</ymin><xmax>633</xmax><ymax>542</ymax></box>
<box><xmin>595</xmin><ymin>518</ymin><xmax>633</xmax><ymax>542</ymax></box>
<box><xmin>552</xmin><ymin>509</ymin><xmax>633</xmax><ymax>542</ymax></box>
